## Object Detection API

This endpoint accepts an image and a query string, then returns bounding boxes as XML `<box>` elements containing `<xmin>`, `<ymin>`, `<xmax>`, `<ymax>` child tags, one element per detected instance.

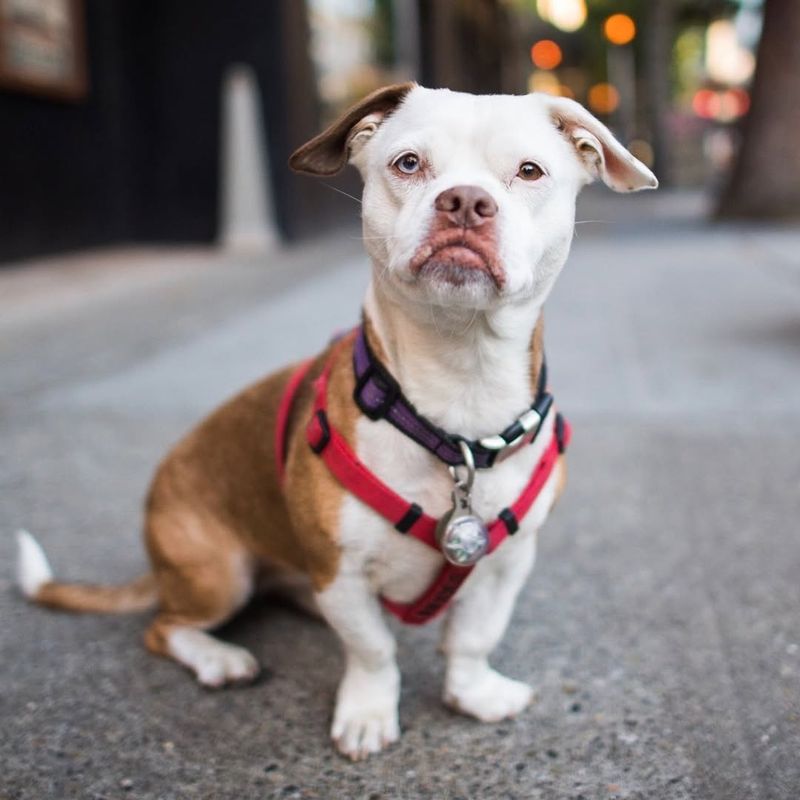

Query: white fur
<box><xmin>315</xmin><ymin>572</ymin><xmax>401</xmax><ymax>760</ymax></box>
<box><xmin>444</xmin><ymin>656</ymin><xmax>535</xmax><ymax>722</ymax></box>
<box><xmin>16</xmin><ymin>530</ymin><xmax>53</xmax><ymax>598</ymax></box>
<box><xmin>310</xmin><ymin>86</ymin><xmax>653</xmax><ymax>757</ymax></box>
<box><xmin>167</xmin><ymin>628</ymin><xmax>260</xmax><ymax>688</ymax></box>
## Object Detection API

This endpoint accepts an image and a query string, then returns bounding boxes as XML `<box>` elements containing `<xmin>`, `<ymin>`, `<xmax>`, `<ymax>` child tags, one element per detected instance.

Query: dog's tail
<box><xmin>15</xmin><ymin>530</ymin><xmax>158</xmax><ymax>614</ymax></box>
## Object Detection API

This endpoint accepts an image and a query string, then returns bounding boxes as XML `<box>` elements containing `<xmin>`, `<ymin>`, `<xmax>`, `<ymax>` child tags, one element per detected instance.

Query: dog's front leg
<box><xmin>315</xmin><ymin>570</ymin><xmax>400</xmax><ymax>760</ymax></box>
<box><xmin>441</xmin><ymin>532</ymin><xmax>537</xmax><ymax>722</ymax></box>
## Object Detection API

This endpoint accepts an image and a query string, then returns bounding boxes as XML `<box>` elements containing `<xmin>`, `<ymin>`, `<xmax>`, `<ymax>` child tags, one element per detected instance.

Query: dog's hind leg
<box><xmin>148</xmin><ymin>625</ymin><xmax>260</xmax><ymax>688</ymax></box>
<box><xmin>256</xmin><ymin>568</ymin><xmax>322</xmax><ymax>619</ymax></box>
<box><xmin>143</xmin><ymin>508</ymin><xmax>260</xmax><ymax>688</ymax></box>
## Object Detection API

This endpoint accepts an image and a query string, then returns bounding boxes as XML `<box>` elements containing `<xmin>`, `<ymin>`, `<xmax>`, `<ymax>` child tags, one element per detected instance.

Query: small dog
<box><xmin>17</xmin><ymin>84</ymin><xmax>656</xmax><ymax>760</ymax></box>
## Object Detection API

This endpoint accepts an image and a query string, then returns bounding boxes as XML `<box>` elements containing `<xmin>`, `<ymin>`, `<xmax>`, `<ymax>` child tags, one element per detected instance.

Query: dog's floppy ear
<box><xmin>543</xmin><ymin>95</ymin><xmax>658</xmax><ymax>192</ymax></box>
<box><xmin>289</xmin><ymin>82</ymin><xmax>416</xmax><ymax>177</ymax></box>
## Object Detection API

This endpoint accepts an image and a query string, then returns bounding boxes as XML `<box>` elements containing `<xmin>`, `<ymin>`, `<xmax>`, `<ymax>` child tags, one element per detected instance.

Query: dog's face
<box><xmin>291</xmin><ymin>85</ymin><xmax>656</xmax><ymax>312</ymax></box>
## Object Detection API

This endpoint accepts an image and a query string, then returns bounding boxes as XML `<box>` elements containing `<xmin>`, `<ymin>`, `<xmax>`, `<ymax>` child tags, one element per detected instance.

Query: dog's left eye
<box><xmin>518</xmin><ymin>161</ymin><xmax>545</xmax><ymax>181</ymax></box>
<box><xmin>393</xmin><ymin>152</ymin><xmax>421</xmax><ymax>175</ymax></box>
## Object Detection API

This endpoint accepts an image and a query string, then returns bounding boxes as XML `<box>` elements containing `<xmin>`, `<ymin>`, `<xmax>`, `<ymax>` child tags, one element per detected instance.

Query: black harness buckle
<box><xmin>354</xmin><ymin>364</ymin><xmax>401</xmax><ymax>421</ymax></box>
<box><xmin>309</xmin><ymin>409</ymin><xmax>332</xmax><ymax>454</ymax></box>
<box><xmin>395</xmin><ymin>502</ymin><xmax>423</xmax><ymax>533</ymax></box>
<box><xmin>498</xmin><ymin>507</ymin><xmax>519</xmax><ymax>534</ymax></box>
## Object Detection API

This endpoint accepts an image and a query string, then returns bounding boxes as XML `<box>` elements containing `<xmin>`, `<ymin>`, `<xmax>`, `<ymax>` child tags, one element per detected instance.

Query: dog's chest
<box><xmin>336</xmin><ymin>409</ymin><xmax>559</xmax><ymax>604</ymax></box>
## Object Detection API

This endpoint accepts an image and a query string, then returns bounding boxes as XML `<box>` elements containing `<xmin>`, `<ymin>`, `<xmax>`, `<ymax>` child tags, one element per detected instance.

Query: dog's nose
<box><xmin>434</xmin><ymin>185</ymin><xmax>498</xmax><ymax>228</ymax></box>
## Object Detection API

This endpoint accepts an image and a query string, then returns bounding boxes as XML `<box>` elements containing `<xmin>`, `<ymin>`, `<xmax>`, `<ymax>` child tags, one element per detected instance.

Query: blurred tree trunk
<box><xmin>717</xmin><ymin>0</ymin><xmax>800</xmax><ymax>219</ymax></box>
<box><xmin>418</xmin><ymin>0</ymin><xmax>461</xmax><ymax>89</ymax></box>
<box><xmin>418</xmin><ymin>0</ymin><xmax>514</xmax><ymax>93</ymax></box>
<box><xmin>643</xmin><ymin>0</ymin><xmax>677</xmax><ymax>186</ymax></box>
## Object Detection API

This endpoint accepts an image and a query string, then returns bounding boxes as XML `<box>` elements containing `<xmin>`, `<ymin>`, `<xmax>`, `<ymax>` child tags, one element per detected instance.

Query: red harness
<box><xmin>275</xmin><ymin>342</ymin><xmax>570</xmax><ymax>625</ymax></box>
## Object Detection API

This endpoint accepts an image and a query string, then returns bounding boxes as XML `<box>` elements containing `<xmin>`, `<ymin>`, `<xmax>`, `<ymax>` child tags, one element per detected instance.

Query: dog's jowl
<box><xmin>17</xmin><ymin>84</ymin><xmax>656</xmax><ymax>760</ymax></box>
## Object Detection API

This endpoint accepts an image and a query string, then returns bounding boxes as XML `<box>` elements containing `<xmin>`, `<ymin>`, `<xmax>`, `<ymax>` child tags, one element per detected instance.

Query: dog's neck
<box><xmin>363</xmin><ymin>279</ymin><xmax>544</xmax><ymax>440</ymax></box>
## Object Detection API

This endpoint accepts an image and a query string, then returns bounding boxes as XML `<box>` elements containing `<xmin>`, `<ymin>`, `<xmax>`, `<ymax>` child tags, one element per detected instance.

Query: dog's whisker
<box><xmin>351</xmin><ymin>235</ymin><xmax>402</xmax><ymax>241</ymax></box>
<box><xmin>322</xmin><ymin>183</ymin><xmax>362</xmax><ymax>205</ymax></box>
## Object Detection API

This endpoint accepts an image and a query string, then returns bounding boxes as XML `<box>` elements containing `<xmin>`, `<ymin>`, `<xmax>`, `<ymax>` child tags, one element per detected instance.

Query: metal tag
<box><xmin>436</xmin><ymin>441</ymin><xmax>489</xmax><ymax>566</ymax></box>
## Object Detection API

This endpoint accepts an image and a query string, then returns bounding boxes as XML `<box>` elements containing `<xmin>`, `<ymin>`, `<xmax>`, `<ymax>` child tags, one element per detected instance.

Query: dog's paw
<box><xmin>332</xmin><ymin>704</ymin><xmax>400</xmax><ymax>761</ymax></box>
<box><xmin>444</xmin><ymin>665</ymin><xmax>534</xmax><ymax>723</ymax></box>
<box><xmin>194</xmin><ymin>645</ymin><xmax>260</xmax><ymax>688</ymax></box>
<box><xmin>167</xmin><ymin>628</ymin><xmax>260</xmax><ymax>688</ymax></box>
<box><xmin>331</xmin><ymin>664</ymin><xmax>400</xmax><ymax>760</ymax></box>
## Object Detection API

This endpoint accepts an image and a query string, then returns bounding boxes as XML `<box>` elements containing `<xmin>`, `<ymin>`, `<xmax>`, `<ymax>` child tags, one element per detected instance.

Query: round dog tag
<box><xmin>438</xmin><ymin>513</ymin><xmax>490</xmax><ymax>566</ymax></box>
<box><xmin>437</xmin><ymin>439</ymin><xmax>489</xmax><ymax>566</ymax></box>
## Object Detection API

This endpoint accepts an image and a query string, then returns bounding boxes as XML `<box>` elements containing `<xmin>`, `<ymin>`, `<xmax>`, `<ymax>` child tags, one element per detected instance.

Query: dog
<box><xmin>16</xmin><ymin>83</ymin><xmax>656</xmax><ymax>760</ymax></box>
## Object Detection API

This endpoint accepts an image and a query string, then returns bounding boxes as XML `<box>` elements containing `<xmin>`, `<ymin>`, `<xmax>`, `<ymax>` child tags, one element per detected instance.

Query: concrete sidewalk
<box><xmin>1</xmin><ymin>191</ymin><xmax>799</xmax><ymax>799</ymax></box>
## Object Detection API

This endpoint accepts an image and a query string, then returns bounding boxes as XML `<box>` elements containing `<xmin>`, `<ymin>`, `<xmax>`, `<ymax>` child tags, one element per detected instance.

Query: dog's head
<box><xmin>291</xmin><ymin>84</ymin><xmax>656</xmax><ymax>312</ymax></box>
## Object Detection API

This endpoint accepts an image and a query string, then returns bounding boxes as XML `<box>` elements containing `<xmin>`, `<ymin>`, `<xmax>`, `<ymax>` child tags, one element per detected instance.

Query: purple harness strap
<box><xmin>352</xmin><ymin>325</ymin><xmax>553</xmax><ymax>469</ymax></box>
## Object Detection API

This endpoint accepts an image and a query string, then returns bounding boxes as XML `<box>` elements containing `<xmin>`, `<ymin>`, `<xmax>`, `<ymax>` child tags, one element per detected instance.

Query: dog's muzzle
<box><xmin>409</xmin><ymin>185</ymin><xmax>504</xmax><ymax>288</ymax></box>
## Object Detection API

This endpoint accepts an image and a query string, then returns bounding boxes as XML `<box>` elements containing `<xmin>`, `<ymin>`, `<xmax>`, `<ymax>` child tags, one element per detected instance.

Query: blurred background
<box><xmin>0</xmin><ymin>0</ymin><xmax>797</xmax><ymax>262</ymax></box>
<box><xmin>3</xmin><ymin>3</ymin><xmax>800</xmax><ymax>799</ymax></box>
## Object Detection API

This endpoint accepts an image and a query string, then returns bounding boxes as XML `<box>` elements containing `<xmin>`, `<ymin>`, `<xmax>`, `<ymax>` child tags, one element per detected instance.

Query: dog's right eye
<box><xmin>392</xmin><ymin>152</ymin><xmax>421</xmax><ymax>175</ymax></box>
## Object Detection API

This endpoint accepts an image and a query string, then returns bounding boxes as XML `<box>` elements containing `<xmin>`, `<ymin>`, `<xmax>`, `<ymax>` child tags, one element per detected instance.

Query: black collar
<box><xmin>352</xmin><ymin>324</ymin><xmax>554</xmax><ymax>469</ymax></box>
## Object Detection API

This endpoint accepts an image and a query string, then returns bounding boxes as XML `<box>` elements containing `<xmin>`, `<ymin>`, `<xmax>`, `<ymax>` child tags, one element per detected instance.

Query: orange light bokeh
<box><xmin>692</xmin><ymin>87</ymin><xmax>750</xmax><ymax>121</ymax></box>
<box><xmin>692</xmin><ymin>89</ymin><xmax>719</xmax><ymax>119</ymax></box>
<box><xmin>604</xmin><ymin>14</ymin><xmax>636</xmax><ymax>46</ymax></box>
<box><xmin>588</xmin><ymin>82</ymin><xmax>620</xmax><ymax>115</ymax></box>
<box><xmin>729</xmin><ymin>87</ymin><xmax>751</xmax><ymax>116</ymax></box>
<box><xmin>530</xmin><ymin>39</ymin><xmax>563</xmax><ymax>70</ymax></box>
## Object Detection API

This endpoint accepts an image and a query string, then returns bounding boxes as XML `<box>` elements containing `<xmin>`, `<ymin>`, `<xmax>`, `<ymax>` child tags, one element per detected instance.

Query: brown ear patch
<box><xmin>289</xmin><ymin>82</ymin><xmax>416</xmax><ymax>177</ymax></box>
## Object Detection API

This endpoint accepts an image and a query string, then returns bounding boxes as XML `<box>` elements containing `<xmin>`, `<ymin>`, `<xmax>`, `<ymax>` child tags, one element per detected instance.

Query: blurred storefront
<box><xmin>0</xmin><ymin>0</ymin><xmax>315</xmax><ymax>262</ymax></box>
<box><xmin>0</xmin><ymin>0</ymin><xmax>399</xmax><ymax>262</ymax></box>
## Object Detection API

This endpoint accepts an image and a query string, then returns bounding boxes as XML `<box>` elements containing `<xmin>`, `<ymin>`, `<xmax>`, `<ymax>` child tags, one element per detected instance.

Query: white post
<box><xmin>219</xmin><ymin>64</ymin><xmax>277</xmax><ymax>254</ymax></box>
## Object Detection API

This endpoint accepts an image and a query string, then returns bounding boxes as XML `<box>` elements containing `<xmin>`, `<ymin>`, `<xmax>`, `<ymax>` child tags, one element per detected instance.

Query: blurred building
<box><xmin>0</xmin><ymin>0</ymin><xmax>342</xmax><ymax>262</ymax></box>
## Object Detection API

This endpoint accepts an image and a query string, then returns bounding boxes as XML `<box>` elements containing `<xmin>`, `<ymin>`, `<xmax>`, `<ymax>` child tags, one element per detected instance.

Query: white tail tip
<box><xmin>16</xmin><ymin>529</ymin><xmax>53</xmax><ymax>598</ymax></box>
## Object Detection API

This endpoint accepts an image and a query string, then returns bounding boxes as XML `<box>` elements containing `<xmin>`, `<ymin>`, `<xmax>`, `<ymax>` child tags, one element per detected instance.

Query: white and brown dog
<box><xmin>17</xmin><ymin>84</ymin><xmax>656</xmax><ymax>760</ymax></box>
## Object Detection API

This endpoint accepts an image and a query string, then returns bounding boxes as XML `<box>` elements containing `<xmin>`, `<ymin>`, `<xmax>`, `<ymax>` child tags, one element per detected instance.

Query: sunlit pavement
<box><xmin>2</xmin><ymin>190</ymin><xmax>799</xmax><ymax>800</ymax></box>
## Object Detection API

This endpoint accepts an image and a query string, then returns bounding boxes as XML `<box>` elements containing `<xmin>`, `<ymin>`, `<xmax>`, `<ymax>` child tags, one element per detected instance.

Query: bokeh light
<box><xmin>692</xmin><ymin>88</ymin><xmax>719</xmax><ymax>119</ymax></box>
<box><xmin>706</xmin><ymin>19</ymin><xmax>756</xmax><ymax>85</ymax></box>
<box><xmin>536</xmin><ymin>0</ymin><xmax>587</xmax><ymax>33</ymax></box>
<box><xmin>692</xmin><ymin>87</ymin><xmax>750</xmax><ymax>121</ymax></box>
<box><xmin>530</xmin><ymin>39</ymin><xmax>563</xmax><ymax>70</ymax></box>
<box><xmin>588</xmin><ymin>82</ymin><xmax>620</xmax><ymax>114</ymax></box>
<box><xmin>603</xmin><ymin>14</ymin><xmax>636</xmax><ymax>46</ymax></box>
<box><xmin>528</xmin><ymin>70</ymin><xmax>561</xmax><ymax>95</ymax></box>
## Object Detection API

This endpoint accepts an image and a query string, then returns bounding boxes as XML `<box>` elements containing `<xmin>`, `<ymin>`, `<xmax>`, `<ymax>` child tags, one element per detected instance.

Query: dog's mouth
<box><xmin>409</xmin><ymin>229</ymin><xmax>504</xmax><ymax>290</ymax></box>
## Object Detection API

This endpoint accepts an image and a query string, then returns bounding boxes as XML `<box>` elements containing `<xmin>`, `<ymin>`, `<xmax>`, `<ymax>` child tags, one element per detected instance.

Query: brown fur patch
<box><xmin>144</xmin><ymin>340</ymin><xmax>356</xmax><ymax>605</ymax></box>
<box><xmin>289</xmin><ymin>83</ymin><xmax>415</xmax><ymax>176</ymax></box>
<box><xmin>282</xmin><ymin>335</ymin><xmax>361</xmax><ymax>591</ymax></box>
<box><xmin>529</xmin><ymin>314</ymin><xmax>545</xmax><ymax>396</ymax></box>
<box><xmin>552</xmin><ymin>456</ymin><xmax>568</xmax><ymax>508</ymax></box>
